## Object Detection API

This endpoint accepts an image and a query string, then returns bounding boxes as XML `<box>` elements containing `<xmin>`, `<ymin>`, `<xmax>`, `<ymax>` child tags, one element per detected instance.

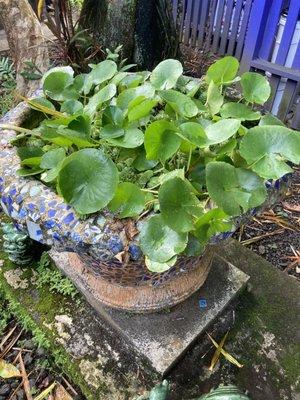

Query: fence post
<box><xmin>239</xmin><ymin>0</ymin><xmax>273</xmax><ymax>73</ymax></box>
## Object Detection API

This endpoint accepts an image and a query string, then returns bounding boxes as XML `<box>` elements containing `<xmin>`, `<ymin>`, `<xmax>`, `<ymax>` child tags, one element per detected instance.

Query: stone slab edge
<box><xmin>50</xmin><ymin>250</ymin><xmax>250</xmax><ymax>375</ymax></box>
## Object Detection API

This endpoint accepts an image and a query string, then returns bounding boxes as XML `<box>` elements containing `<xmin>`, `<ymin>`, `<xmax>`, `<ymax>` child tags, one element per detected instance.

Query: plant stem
<box><xmin>187</xmin><ymin>148</ymin><xmax>192</xmax><ymax>171</ymax></box>
<box><xmin>0</xmin><ymin>124</ymin><xmax>38</xmax><ymax>135</ymax></box>
<box><xmin>145</xmin><ymin>199</ymin><xmax>158</xmax><ymax>207</ymax></box>
<box><xmin>153</xmin><ymin>167</ymin><xmax>164</xmax><ymax>175</ymax></box>
<box><xmin>141</xmin><ymin>188</ymin><xmax>158</xmax><ymax>194</ymax></box>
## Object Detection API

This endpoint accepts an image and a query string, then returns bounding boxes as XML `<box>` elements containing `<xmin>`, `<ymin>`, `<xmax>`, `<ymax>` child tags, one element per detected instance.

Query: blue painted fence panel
<box><xmin>174</xmin><ymin>0</ymin><xmax>254</xmax><ymax>58</ymax></box>
<box><xmin>240</xmin><ymin>0</ymin><xmax>300</xmax><ymax>128</ymax></box>
<box><xmin>173</xmin><ymin>0</ymin><xmax>300</xmax><ymax>128</ymax></box>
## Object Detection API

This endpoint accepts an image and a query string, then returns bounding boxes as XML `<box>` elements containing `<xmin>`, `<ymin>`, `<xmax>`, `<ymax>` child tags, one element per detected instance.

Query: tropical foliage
<box><xmin>9</xmin><ymin>56</ymin><xmax>300</xmax><ymax>272</ymax></box>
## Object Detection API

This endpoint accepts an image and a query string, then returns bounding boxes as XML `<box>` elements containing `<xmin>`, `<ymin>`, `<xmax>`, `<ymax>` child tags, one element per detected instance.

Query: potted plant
<box><xmin>0</xmin><ymin>56</ymin><xmax>298</xmax><ymax>312</ymax></box>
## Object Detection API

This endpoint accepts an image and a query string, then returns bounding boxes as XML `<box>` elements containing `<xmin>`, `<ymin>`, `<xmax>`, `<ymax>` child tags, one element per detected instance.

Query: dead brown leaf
<box><xmin>52</xmin><ymin>383</ymin><xmax>73</xmax><ymax>400</ymax></box>
<box><xmin>282</xmin><ymin>202</ymin><xmax>300</xmax><ymax>213</ymax></box>
<box><xmin>125</xmin><ymin>219</ymin><xmax>139</xmax><ymax>240</ymax></box>
<box><xmin>18</xmin><ymin>353</ymin><xmax>33</xmax><ymax>400</ymax></box>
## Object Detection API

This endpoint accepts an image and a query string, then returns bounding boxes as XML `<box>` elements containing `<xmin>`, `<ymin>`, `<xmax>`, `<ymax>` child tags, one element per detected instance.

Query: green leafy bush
<box><xmin>0</xmin><ymin>57</ymin><xmax>14</xmax><ymax>82</ymax></box>
<box><xmin>8</xmin><ymin>56</ymin><xmax>300</xmax><ymax>272</ymax></box>
<box><xmin>0</xmin><ymin>57</ymin><xmax>16</xmax><ymax>116</ymax></box>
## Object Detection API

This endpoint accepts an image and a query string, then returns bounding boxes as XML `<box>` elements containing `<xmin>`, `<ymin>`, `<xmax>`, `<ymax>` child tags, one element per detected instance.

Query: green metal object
<box><xmin>136</xmin><ymin>380</ymin><xmax>170</xmax><ymax>400</ymax></box>
<box><xmin>149</xmin><ymin>380</ymin><xmax>170</xmax><ymax>400</ymax></box>
<box><xmin>1</xmin><ymin>223</ymin><xmax>32</xmax><ymax>265</ymax></box>
<box><xmin>198</xmin><ymin>385</ymin><xmax>250</xmax><ymax>400</ymax></box>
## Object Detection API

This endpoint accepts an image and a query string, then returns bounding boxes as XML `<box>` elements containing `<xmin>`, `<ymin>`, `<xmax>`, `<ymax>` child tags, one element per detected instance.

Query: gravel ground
<box><xmin>234</xmin><ymin>167</ymin><xmax>300</xmax><ymax>280</ymax></box>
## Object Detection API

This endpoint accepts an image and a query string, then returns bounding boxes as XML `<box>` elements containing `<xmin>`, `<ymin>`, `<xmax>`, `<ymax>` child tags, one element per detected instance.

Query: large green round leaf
<box><xmin>159</xmin><ymin>90</ymin><xmax>198</xmax><ymax>118</ymax></box>
<box><xmin>90</xmin><ymin>60</ymin><xmax>117</xmax><ymax>85</ymax></box>
<box><xmin>17</xmin><ymin>168</ymin><xmax>44</xmax><ymax>177</ymax></box>
<box><xmin>128</xmin><ymin>99</ymin><xmax>158</xmax><ymax>122</ymax></box>
<box><xmin>145</xmin><ymin>256</ymin><xmax>177</xmax><ymax>273</ymax></box>
<box><xmin>144</xmin><ymin>120</ymin><xmax>181</xmax><ymax>162</ymax></box>
<box><xmin>57</xmin><ymin>149</ymin><xmax>118</xmax><ymax>214</ymax></box>
<box><xmin>61</xmin><ymin>99</ymin><xmax>84</xmax><ymax>115</ymax></box>
<box><xmin>239</xmin><ymin>125</ymin><xmax>300</xmax><ymax>179</ymax></box>
<box><xmin>40</xmin><ymin>148</ymin><xmax>66</xmax><ymax>169</ymax></box>
<box><xmin>139</xmin><ymin>215</ymin><xmax>188</xmax><ymax>263</ymax></box>
<box><xmin>102</xmin><ymin>105</ymin><xmax>124</xmax><ymax>126</ymax></box>
<box><xmin>150</xmin><ymin>59</ymin><xmax>183</xmax><ymax>90</ymax></box>
<box><xmin>84</xmin><ymin>83</ymin><xmax>117</xmax><ymax>116</ymax></box>
<box><xmin>206</xmin><ymin>80</ymin><xmax>224</xmax><ymax>115</ymax></box>
<box><xmin>30</xmin><ymin>97</ymin><xmax>56</xmax><ymax>111</ymax></box>
<box><xmin>241</xmin><ymin>72</ymin><xmax>271</xmax><ymax>104</ymax></box>
<box><xmin>206</xmin><ymin>57</ymin><xmax>239</xmax><ymax>85</ymax></box>
<box><xmin>206</xmin><ymin>162</ymin><xmax>267</xmax><ymax>216</ymax></box>
<box><xmin>101</xmin><ymin>125</ymin><xmax>125</xmax><ymax>139</ymax></box>
<box><xmin>117</xmin><ymin>84</ymin><xmax>155</xmax><ymax>110</ymax></box>
<box><xmin>108</xmin><ymin>182</ymin><xmax>146</xmax><ymax>218</ymax></box>
<box><xmin>204</xmin><ymin>119</ymin><xmax>241</xmax><ymax>145</ymax></box>
<box><xmin>17</xmin><ymin>147</ymin><xmax>43</xmax><ymax>161</ymax></box>
<box><xmin>105</xmin><ymin>128</ymin><xmax>144</xmax><ymax>148</ymax></box>
<box><xmin>56</xmin><ymin>115</ymin><xmax>95</xmax><ymax>148</ymax></box>
<box><xmin>259</xmin><ymin>114</ymin><xmax>285</xmax><ymax>126</ymax></box>
<box><xmin>220</xmin><ymin>102</ymin><xmax>261</xmax><ymax>121</ymax></box>
<box><xmin>194</xmin><ymin>208</ymin><xmax>232</xmax><ymax>245</ymax></box>
<box><xmin>42</xmin><ymin>66</ymin><xmax>74</xmax><ymax>101</ymax></box>
<box><xmin>179</xmin><ymin>122</ymin><xmax>207</xmax><ymax>147</ymax></box>
<box><xmin>133</xmin><ymin>149</ymin><xmax>158</xmax><ymax>171</ymax></box>
<box><xmin>159</xmin><ymin>177</ymin><xmax>203</xmax><ymax>233</ymax></box>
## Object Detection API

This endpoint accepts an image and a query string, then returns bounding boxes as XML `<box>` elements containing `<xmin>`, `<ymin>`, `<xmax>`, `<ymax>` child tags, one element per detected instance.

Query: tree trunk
<box><xmin>0</xmin><ymin>0</ymin><xmax>49</xmax><ymax>96</ymax></box>
<box><xmin>80</xmin><ymin>0</ymin><xmax>179</xmax><ymax>70</ymax></box>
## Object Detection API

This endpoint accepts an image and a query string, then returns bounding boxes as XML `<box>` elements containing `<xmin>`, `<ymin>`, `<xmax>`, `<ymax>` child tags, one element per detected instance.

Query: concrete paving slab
<box><xmin>50</xmin><ymin>251</ymin><xmax>249</xmax><ymax>375</ymax></box>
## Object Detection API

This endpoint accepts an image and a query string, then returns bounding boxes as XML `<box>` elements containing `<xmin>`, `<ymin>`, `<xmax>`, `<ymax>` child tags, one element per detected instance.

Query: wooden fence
<box><xmin>173</xmin><ymin>0</ymin><xmax>254</xmax><ymax>59</ymax></box>
<box><xmin>172</xmin><ymin>0</ymin><xmax>300</xmax><ymax>128</ymax></box>
<box><xmin>240</xmin><ymin>0</ymin><xmax>300</xmax><ymax>129</ymax></box>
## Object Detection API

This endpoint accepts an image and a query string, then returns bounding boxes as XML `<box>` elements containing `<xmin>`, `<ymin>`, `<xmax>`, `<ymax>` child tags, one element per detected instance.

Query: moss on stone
<box><xmin>280</xmin><ymin>345</ymin><xmax>300</xmax><ymax>387</ymax></box>
<box><xmin>0</xmin><ymin>248</ymin><xmax>102</xmax><ymax>399</ymax></box>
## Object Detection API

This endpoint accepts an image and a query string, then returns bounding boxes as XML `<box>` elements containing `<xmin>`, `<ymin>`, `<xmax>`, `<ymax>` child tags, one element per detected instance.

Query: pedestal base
<box><xmin>50</xmin><ymin>251</ymin><xmax>249</xmax><ymax>375</ymax></box>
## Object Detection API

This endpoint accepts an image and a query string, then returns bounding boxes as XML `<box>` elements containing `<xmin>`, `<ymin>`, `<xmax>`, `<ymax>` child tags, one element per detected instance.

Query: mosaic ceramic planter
<box><xmin>0</xmin><ymin>99</ymin><xmax>290</xmax><ymax>313</ymax></box>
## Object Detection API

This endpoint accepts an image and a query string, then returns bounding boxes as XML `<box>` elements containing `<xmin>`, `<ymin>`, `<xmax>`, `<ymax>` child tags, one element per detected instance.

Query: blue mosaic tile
<box><xmin>129</xmin><ymin>244</ymin><xmax>142</xmax><ymax>261</ymax></box>
<box><xmin>29</xmin><ymin>186</ymin><xmax>41</xmax><ymax>196</ymax></box>
<box><xmin>26</xmin><ymin>220</ymin><xmax>43</xmax><ymax>242</ymax></box>
<box><xmin>16</xmin><ymin>194</ymin><xmax>23</xmax><ymax>204</ymax></box>
<box><xmin>70</xmin><ymin>232</ymin><xmax>83</xmax><ymax>243</ymax></box>
<box><xmin>199</xmin><ymin>298</ymin><xmax>207</xmax><ymax>308</ymax></box>
<box><xmin>45</xmin><ymin>220</ymin><xmax>56</xmax><ymax>229</ymax></box>
<box><xmin>30</xmin><ymin>213</ymin><xmax>41</xmax><ymax>222</ymax></box>
<box><xmin>53</xmin><ymin>232</ymin><xmax>62</xmax><ymax>241</ymax></box>
<box><xmin>48</xmin><ymin>200</ymin><xmax>57</xmax><ymax>207</ymax></box>
<box><xmin>9</xmin><ymin>188</ymin><xmax>17</xmax><ymax>196</ymax></box>
<box><xmin>27</xmin><ymin>203</ymin><xmax>36</xmax><ymax>211</ymax></box>
<box><xmin>108</xmin><ymin>236</ymin><xmax>124</xmax><ymax>254</ymax></box>
<box><xmin>63</xmin><ymin>212</ymin><xmax>75</xmax><ymax>224</ymax></box>
<box><xmin>48</xmin><ymin>209</ymin><xmax>56</xmax><ymax>218</ymax></box>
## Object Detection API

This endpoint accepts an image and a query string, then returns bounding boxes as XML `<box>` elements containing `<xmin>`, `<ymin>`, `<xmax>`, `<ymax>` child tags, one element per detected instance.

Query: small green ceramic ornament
<box><xmin>149</xmin><ymin>380</ymin><xmax>170</xmax><ymax>400</ymax></box>
<box><xmin>198</xmin><ymin>385</ymin><xmax>250</xmax><ymax>400</ymax></box>
<box><xmin>1</xmin><ymin>223</ymin><xmax>32</xmax><ymax>265</ymax></box>
<box><xmin>136</xmin><ymin>380</ymin><xmax>170</xmax><ymax>400</ymax></box>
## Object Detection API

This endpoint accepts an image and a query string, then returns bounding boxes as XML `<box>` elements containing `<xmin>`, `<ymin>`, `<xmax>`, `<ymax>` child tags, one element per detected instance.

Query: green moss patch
<box><xmin>0</xmin><ymin>219</ymin><xmax>144</xmax><ymax>399</ymax></box>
